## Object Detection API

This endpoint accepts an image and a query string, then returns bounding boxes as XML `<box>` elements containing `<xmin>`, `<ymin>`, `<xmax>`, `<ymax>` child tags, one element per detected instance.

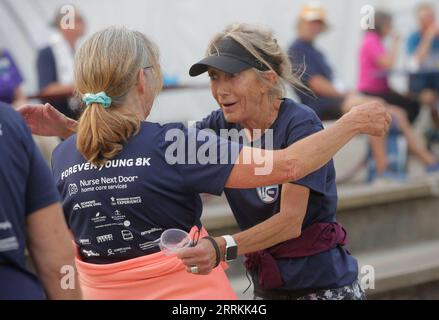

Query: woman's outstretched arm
<box><xmin>17</xmin><ymin>103</ymin><xmax>78</xmax><ymax>140</ymax></box>
<box><xmin>226</xmin><ymin>101</ymin><xmax>391</xmax><ymax>188</ymax></box>
<box><xmin>18</xmin><ymin>101</ymin><xmax>390</xmax><ymax>187</ymax></box>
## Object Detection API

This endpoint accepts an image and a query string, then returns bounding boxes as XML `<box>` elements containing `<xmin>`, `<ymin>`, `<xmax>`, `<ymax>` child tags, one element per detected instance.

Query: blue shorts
<box><xmin>409</xmin><ymin>72</ymin><xmax>439</xmax><ymax>95</ymax></box>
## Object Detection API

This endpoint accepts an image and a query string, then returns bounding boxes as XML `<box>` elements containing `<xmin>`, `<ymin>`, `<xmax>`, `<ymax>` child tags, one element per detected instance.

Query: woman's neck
<box><xmin>122</xmin><ymin>91</ymin><xmax>151</xmax><ymax>121</ymax></box>
<box><xmin>241</xmin><ymin>98</ymin><xmax>282</xmax><ymax>141</ymax></box>
<box><xmin>298</xmin><ymin>31</ymin><xmax>316</xmax><ymax>43</ymax></box>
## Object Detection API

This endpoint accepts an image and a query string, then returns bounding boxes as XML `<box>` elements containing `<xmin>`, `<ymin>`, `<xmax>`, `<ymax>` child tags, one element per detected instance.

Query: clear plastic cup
<box><xmin>159</xmin><ymin>228</ymin><xmax>191</xmax><ymax>255</ymax></box>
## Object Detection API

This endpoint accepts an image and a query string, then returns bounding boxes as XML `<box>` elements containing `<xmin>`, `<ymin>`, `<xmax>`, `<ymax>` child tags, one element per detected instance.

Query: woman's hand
<box><xmin>17</xmin><ymin>103</ymin><xmax>78</xmax><ymax>139</ymax></box>
<box><xmin>343</xmin><ymin>100</ymin><xmax>391</xmax><ymax>137</ymax></box>
<box><xmin>176</xmin><ymin>238</ymin><xmax>218</xmax><ymax>275</ymax></box>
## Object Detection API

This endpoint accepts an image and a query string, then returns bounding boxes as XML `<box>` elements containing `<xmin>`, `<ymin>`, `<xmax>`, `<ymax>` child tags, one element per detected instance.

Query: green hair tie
<box><xmin>82</xmin><ymin>91</ymin><xmax>112</xmax><ymax>108</ymax></box>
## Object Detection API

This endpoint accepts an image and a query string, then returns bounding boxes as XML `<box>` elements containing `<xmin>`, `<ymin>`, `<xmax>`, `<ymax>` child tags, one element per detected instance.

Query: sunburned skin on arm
<box><xmin>225</xmin><ymin>101</ymin><xmax>390</xmax><ymax>189</ymax></box>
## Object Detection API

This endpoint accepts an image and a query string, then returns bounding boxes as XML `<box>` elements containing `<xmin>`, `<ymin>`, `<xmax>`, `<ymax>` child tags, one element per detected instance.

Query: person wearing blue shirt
<box><xmin>37</xmin><ymin>9</ymin><xmax>86</xmax><ymax>119</ymax></box>
<box><xmin>0</xmin><ymin>102</ymin><xmax>81</xmax><ymax>300</ymax></box>
<box><xmin>287</xmin><ymin>3</ymin><xmax>350</xmax><ymax>121</ymax></box>
<box><xmin>406</xmin><ymin>3</ymin><xmax>439</xmax><ymax>130</ymax></box>
<box><xmin>179</xmin><ymin>23</ymin><xmax>363</xmax><ymax>300</ymax></box>
<box><xmin>19</xmin><ymin>26</ymin><xmax>390</xmax><ymax>299</ymax></box>
<box><xmin>289</xmin><ymin>3</ymin><xmax>439</xmax><ymax>181</ymax></box>
<box><xmin>288</xmin><ymin>3</ymin><xmax>421</xmax><ymax>125</ymax></box>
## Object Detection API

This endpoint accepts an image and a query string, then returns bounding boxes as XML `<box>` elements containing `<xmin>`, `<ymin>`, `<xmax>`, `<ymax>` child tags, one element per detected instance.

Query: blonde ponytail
<box><xmin>74</xmin><ymin>26</ymin><xmax>162</xmax><ymax>165</ymax></box>
<box><xmin>77</xmin><ymin>103</ymin><xmax>140</xmax><ymax>165</ymax></box>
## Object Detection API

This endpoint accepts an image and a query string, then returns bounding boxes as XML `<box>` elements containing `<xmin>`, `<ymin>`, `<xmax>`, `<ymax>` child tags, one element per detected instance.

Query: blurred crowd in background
<box><xmin>1</xmin><ymin>1</ymin><xmax>439</xmax><ymax>183</ymax></box>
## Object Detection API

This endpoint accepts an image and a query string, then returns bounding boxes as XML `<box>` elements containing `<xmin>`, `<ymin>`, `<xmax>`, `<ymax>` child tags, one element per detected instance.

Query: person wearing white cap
<box><xmin>288</xmin><ymin>2</ymin><xmax>355</xmax><ymax>120</ymax></box>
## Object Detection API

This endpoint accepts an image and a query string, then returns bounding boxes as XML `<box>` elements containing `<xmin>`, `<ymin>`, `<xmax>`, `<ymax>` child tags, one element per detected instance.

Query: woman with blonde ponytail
<box><xmin>74</xmin><ymin>27</ymin><xmax>161</xmax><ymax>166</ymax></box>
<box><xmin>22</xmin><ymin>26</ymin><xmax>390</xmax><ymax>300</ymax></box>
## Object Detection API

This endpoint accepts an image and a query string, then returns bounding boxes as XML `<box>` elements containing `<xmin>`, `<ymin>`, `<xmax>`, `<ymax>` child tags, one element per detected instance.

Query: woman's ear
<box><xmin>137</xmin><ymin>69</ymin><xmax>146</xmax><ymax>94</ymax></box>
<box><xmin>260</xmin><ymin>70</ymin><xmax>277</xmax><ymax>94</ymax></box>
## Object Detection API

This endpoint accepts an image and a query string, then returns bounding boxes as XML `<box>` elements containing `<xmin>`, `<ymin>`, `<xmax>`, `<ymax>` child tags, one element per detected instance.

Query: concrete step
<box><xmin>357</xmin><ymin>240</ymin><xmax>439</xmax><ymax>296</ymax></box>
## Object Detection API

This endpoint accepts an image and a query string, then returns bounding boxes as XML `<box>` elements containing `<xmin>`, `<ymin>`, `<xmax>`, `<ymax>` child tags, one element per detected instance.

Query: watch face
<box><xmin>226</xmin><ymin>245</ymin><xmax>238</xmax><ymax>261</ymax></box>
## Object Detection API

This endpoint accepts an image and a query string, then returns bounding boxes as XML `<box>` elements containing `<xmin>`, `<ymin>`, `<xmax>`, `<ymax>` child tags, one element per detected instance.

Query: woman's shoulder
<box><xmin>277</xmin><ymin>99</ymin><xmax>324</xmax><ymax>142</ymax></box>
<box><xmin>55</xmin><ymin>122</ymin><xmax>187</xmax><ymax>152</ymax></box>
<box><xmin>52</xmin><ymin>134</ymin><xmax>78</xmax><ymax>160</ymax></box>
<box><xmin>202</xmin><ymin>108</ymin><xmax>225</xmax><ymax>121</ymax></box>
<box><xmin>281</xmin><ymin>98</ymin><xmax>322</xmax><ymax>125</ymax></box>
<box><xmin>140</xmin><ymin>121</ymin><xmax>188</xmax><ymax>136</ymax></box>
<box><xmin>135</xmin><ymin>121</ymin><xmax>193</xmax><ymax>149</ymax></box>
<box><xmin>0</xmin><ymin>102</ymin><xmax>18</xmax><ymax>119</ymax></box>
<box><xmin>0</xmin><ymin>103</ymin><xmax>33</xmax><ymax>141</ymax></box>
<box><xmin>195</xmin><ymin>109</ymin><xmax>234</xmax><ymax>133</ymax></box>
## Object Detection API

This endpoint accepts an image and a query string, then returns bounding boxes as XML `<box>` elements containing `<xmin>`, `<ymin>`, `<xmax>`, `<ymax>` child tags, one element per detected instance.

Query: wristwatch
<box><xmin>221</xmin><ymin>235</ymin><xmax>238</xmax><ymax>262</ymax></box>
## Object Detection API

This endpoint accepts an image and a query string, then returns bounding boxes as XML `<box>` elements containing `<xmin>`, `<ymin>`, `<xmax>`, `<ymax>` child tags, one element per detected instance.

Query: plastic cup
<box><xmin>159</xmin><ymin>228</ymin><xmax>191</xmax><ymax>255</ymax></box>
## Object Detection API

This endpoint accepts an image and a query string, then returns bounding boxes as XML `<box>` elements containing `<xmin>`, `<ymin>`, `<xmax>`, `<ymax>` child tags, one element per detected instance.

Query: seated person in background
<box><xmin>290</xmin><ymin>3</ymin><xmax>439</xmax><ymax>178</ymax></box>
<box><xmin>288</xmin><ymin>3</ymin><xmax>350</xmax><ymax>120</ymax></box>
<box><xmin>288</xmin><ymin>3</ymin><xmax>382</xmax><ymax>120</ymax></box>
<box><xmin>358</xmin><ymin>10</ymin><xmax>439</xmax><ymax>175</ymax></box>
<box><xmin>358</xmin><ymin>11</ymin><xmax>422</xmax><ymax>124</ymax></box>
<box><xmin>406</xmin><ymin>3</ymin><xmax>439</xmax><ymax>130</ymax></box>
<box><xmin>0</xmin><ymin>48</ymin><xmax>26</xmax><ymax>108</ymax></box>
<box><xmin>37</xmin><ymin>8</ymin><xmax>86</xmax><ymax>119</ymax></box>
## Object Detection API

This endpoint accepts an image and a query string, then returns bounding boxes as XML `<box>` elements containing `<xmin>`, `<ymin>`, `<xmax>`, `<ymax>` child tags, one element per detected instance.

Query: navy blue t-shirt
<box><xmin>196</xmin><ymin>98</ymin><xmax>358</xmax><ymax>291</ymax></box>
<box><xmin>51</xmin><ymin>122</ymin><xmax>241</xmax><ymax>264</ymax></box>
<box><xmin>0</xmin><ymin>103</ymin><xmax>60</xmax><ymax>299</ymax></box>
<box><xmin>288</xmin><ymin>39</ymin><xmax>340</xmax><ymax>115</ymax></box>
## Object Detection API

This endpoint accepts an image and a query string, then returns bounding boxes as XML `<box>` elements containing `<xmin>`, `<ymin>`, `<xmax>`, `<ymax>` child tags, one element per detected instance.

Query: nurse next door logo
<box><xmin>61</xmin><ymin>158</ymin><xmax>150</xmax><ymax>196</ymax></box>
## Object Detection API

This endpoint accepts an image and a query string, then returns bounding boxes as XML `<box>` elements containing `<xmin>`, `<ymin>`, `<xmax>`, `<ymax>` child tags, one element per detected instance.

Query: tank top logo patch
<box><xmin>256</xmin><ymin>185</ymin><xmax>279</xmax><ymax>204</ymax></box>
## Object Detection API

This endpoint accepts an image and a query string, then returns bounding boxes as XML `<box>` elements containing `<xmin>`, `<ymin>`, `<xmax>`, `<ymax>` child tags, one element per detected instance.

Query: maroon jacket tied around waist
<box><xmin>244</xmin><ymin>222</ymin><xmax>348</xmax><ymax>290</ymax></box>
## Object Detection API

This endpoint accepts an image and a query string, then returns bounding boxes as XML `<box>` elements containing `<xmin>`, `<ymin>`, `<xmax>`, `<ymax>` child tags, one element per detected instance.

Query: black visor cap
<box><xmin>189</xmin><ymin>37</ymin><xmax>269</xmax><ymax>77</ymax></box>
